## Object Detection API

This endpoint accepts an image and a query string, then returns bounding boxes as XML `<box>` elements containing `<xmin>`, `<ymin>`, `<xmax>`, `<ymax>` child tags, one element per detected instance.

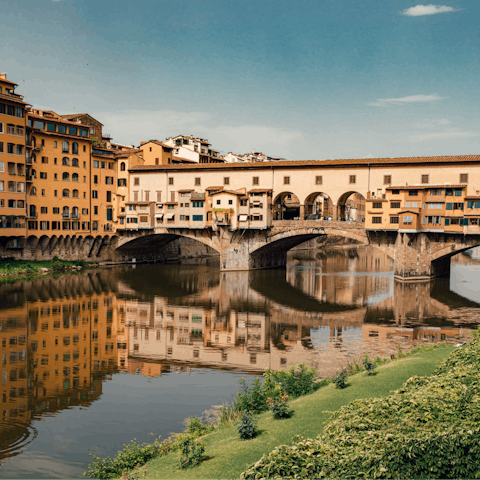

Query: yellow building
<box><xmin>0</xmin><ymin>73</ymin><xmax>28</xmax><ymax>238</ymax></box>
<box><xmin>26</xmin><ymin>110</ymin><xmax>92</xmax><ymax>235</ymax></box>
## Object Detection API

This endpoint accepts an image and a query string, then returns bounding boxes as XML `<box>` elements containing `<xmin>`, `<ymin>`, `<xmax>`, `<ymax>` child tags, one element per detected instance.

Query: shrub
<box><xmin>186</xmin><ymin>415</ymin><xmax>215</xmax><ymax>437</ymax></box>
<box><xmin>235</xmin><ymin>377</ymin><xmax>268</xmax><ymax>414</ymax></box>
<box><xmin>83</xmin><ymin>437</ymin><xmax>163</xmax><ymax>479</ymax></box>
<box><xmin>178</xmin><ymin>436</ymin><xmax>205</xmax><ymax>469</ymax></box>
<box><xmin>332</xmin><ymin>369</ymin><xmax>348</xmax><ymax>389</ymax></box>
<box><xmin>264</xmin><ymin>364</ymin><xmax>319</xmax><ymax>398</ymax></box>
<box><xmin>241</xmin><ymin>335</ymin><xmax>480</xmax><ymax>479</ymax></box>
<box><xmin>119</xmin><ymin>463</ymin><xmax>148</xmax><ymax>480</ymax></box>
<box><xmin>267</xmin><ymin>392</ymin><xmax>290</xmax><ymax>419</ymax></box>
<box><xmin>363</xmin><ymin>357</ymin><xmax>376</xmax><ymax>375</ymax></box>
<box><xmin>237</xmin><ymin>411</ymin><xmax>258</xmax><ymax>439</ymax></box>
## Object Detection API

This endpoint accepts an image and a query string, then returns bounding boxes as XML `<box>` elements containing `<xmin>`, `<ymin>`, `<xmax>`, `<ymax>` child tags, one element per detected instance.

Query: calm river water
<box><xmin>1</xmin><ymin>245</ymin><xmax>480</xmax><ymax>478</ymax></box>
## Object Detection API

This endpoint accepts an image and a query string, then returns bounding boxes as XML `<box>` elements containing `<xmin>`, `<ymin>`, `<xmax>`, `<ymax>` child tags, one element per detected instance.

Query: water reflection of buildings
<box><xmin>1</xmin><ymin>252</ymin><xmax>479</xmax><ymax>460</ymax></box>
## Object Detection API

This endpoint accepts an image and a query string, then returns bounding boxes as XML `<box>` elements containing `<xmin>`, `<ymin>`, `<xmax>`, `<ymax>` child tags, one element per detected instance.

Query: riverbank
<box><xmin>123</xmin><ymin>345</ymin><xmax>453</xmax><ymax>479</ymax></box>
<box><xmin>0</xmin><ymin>258</ymin><xmax>98</xmax><ymax>282</ymax></box>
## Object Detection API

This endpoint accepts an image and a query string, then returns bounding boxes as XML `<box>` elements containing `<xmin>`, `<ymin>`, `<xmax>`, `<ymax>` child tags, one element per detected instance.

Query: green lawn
<box><xmin>143</xmin><ymin>345</ymin><xmax>453</xmax><ymax>479</ymax></box>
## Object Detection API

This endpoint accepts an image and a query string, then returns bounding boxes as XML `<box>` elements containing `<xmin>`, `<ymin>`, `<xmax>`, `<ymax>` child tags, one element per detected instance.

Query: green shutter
<box><xmin>445</xmin><ymin>218</ymin><xmax>450</xmax><ymax>226</ymax></box>
<box><xmin>446</xmin><ymin>203</ymin><xmax>453</xmax><ymax>210</ymax></box>
<box><xmin>468</xmin><ymin>201</ymin><xmax>474</xmax><ymax>209</ymax></box>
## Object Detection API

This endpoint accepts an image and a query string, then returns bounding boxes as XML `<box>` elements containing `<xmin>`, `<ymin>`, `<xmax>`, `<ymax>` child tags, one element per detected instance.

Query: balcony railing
<box><xmin>62</xmin><ymin>213</ymin><xmax>71</xmax><ymax>219</ymax></box>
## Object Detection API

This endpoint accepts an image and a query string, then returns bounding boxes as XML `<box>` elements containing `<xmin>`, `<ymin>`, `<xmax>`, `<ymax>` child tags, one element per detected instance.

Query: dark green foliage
<box><xmin>236</xmin><ymin>377</ymin><xmax>268</xmax><ymax>414</ymax></box>
<box><xmin>241</xmin><ymin>333</ymin><xmax>480</xmax><ymax>479</ymax></box>
<box><xmin>237</xmin><ymin>411</ymin><xmax>258</xmax><ymax>439</ymax></box>
<box><xmin>363</xmin><ymin>357</ymin><xmax>376</xmax><ymax>375</ymax></box>
<box><xmin>264</xmin><ymin>364</ymin><xmax>320</xmax><ymax>398</ymax></box>
<box><xmin>178</xmin><ymin>436</ymin><xmax>205</xmax><ymax>469</ymax></box>
<box><xmin>332</xmin><ymin>369</ymin><xmax>348</xmax><ymax>388</ymax></box>
<box><xmin>84</xmin><ymin>437</ymin><xmax>163</xmax><ymax>479</ymax></box>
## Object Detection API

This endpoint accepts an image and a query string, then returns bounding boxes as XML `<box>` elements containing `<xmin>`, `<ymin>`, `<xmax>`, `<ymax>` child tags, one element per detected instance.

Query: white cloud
<box><xmin>413</xmin><ymin>118</ymin><xmax>452</xmax><ymax>128</ymax></box>
<box><xmin>369</xmin><ymin>94</ymin><xmax>446</xmax><ymax>107</ymax></box>
<box><xmin>401</xmin><ymin>5</ymin><xmax>459</xmax><ymax>17</ymax></box>
<box><xmin>410</xmin><ymin>131</ymin><xmax>478</xmax><ymax>142</ymax></box>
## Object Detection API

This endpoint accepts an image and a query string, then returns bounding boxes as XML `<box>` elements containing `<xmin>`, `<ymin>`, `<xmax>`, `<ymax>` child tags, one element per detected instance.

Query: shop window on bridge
<box><xmin>460</xmin><ymin>173</ymin><xmax>468</xmax><ymax>183</ymax></box>
<box><xmin>372</xmin><ymin>202</ymin><xmax>382</xmax><ymax>208</ymax></box>
<box><xmin>421</xmin><ymin>175</ymin><xmax>429</xmax><ymax>184</ymax></box>
<box><xmin>192</xmin><ymin>215</ymin><xmax>203</xmax><ymax>221</ymax></box>
<box><xmin>470</xmin><ymin>218</ymin><xmax>479</xmax><ymax>225</ymax></box>
<box><xmin>408</xmin><ymin>190</ymin><xmax>419</xmax><ymax>196</ymax></box>
<box><xmin>384</xmin><ymin>175</ymin><xmax>391</xmax><ymax>185</ymax></box>
<box><xmin>390</xmin><ymin>202</ymin><xmax>401</xmax><ymax>209</ymax></box>
<box><xmin>192</xmin><ymin>201</ymin><xmax>204</xmax><ymax>208</ymax></box>
<box><xmin>372</xmin><ymin>217</ymin><xmax>382</xmax><ymax>224</ymax></box>
<box><xmin>430</xmin><ymin>188</ymin><xmax>442</xmax><ymax>195</ymax></box>
<box><xmin>467</xmin><ymin>201</ymin><xmax>480</xmax><ymax>209</ymax></box>
<box><xmin>455</xmin><ymin>189</ymin><xmax>463</xmax><ymax>196</ymax></box>
<box><xmin>391</xmin><ymin>189</ymin><xmax>400</xmax><ymax>195</ymax></box>
<box><xmin>403</xmin><ymin>216</ymin><xmax>413</xmax><ymax>224</ymax></box>
<box><xmin>390</xmin><ymin>216</ymin><xmax>399</xmax><ymax>224</ymax></box>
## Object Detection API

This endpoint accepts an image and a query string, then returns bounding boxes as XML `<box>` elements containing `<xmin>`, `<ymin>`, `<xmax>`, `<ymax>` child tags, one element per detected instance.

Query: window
<box><xmin>72</xmin><ymin>142</ymin><xmax>78</xmax><ymax>154</ymax></box>
<box><xmin>427</xmin><ymin>203</ymin><xmax>442</xmax><ymax>209</ymax></box>
<box><xmin>72</xmin><ymin>158</ymin><xmax>79</xmax><ymax>167</ymax></box>
<box><xmin>134</xmin><ymin>177</ymin><xmax>139</xmax><ymax>186</ymax></box>
<box><xmin>101</xmin><ymin>161</ymin><xmax>105</xmax><ymax>169</ymax></box>
<box><xmin>224</xmin><ymin>177</ymin><xmax>230</xmax><ymax>185</ymax></box>
<box><xmin>421</xmin><ymin>174</ymin><xmax>429</xmax><ymax>184</ymax></box>
<box><xmin>408</xmin><ymin>190</ymin><xmax>418</xmax><ymax>196</ymax></box>
<box><xmin>192</xmin><ymin>215</ymin><xmax>203</xmax><ymax>221</ymax></box>
<box><xmin>216</xmin><ymin>199</ymin><xmax>221</xmax><ymax>205</ymax></box>
<box><xmin>349</xmin><ymin>175</ymin><xmax>356</xmax><ymax>184</ymax></box>
<box><xmin>94</xmin><ymin>206</ymin><xmax>98</xmax><ymax>215</ymax></box>
<box><xmin>62</xmin><ymin>157</ymin><xmax>69</xmax><ymax>166</ymax></box>
<box><xmin>192</xmin><ymin>201</ymin><xmax>204</xmax><ymax>207</ymax></box>
<box><xmin>72</xmin><ymin>189</ymin><xmax>79</xmax><ymax>198</ymax></box>
<box><xmin>62</xmin><ymin>141</ymin><xmax>69</xmax><ymax>153</ymax></box>
<box><xmin>62</xmin><ymin>189</ymin><xmax>69</xmax><ymax>198</ymax></box>
<box><xmin>41</xmin><ymin>156</ymin><xmax>48</xmax><ymax>164</ymax></box>
<box><xmin>92</xmin><ymin>190</ymin><xmax>98</xmax><ymax>199</ymax></box>
<box><xmin>105</xmin><ymin>176</ymin><xmax>113</xmax><ymax>185</ymax></box>
<box><xmin>315</xmin><ymin>176</ymin><xmax>322</xmax><ymax>185</ymax></box>
<box><xmin>252</xmin><ymin>176</ymin><xmax>259</xmax><ymax>185</ymax></box>
<box><xmin>454</xmin><ymin>189</ymin><xmax>462</xmax><ymax>197</ymax></box>
<box><xmin>403</xmin><ymin>216</ymin><xmax>413</xmax><ymax>224</ymax></box>
<box><xmin>79</xmin><ymin>128</ymin><xmax>88</xmax><ymax>137</ymax></box>
<box><xmin>460</xmin><ymin>173</ymin><xmax>468</xmax><ymax>183</ymax></box>
<box><xmin>53</xmin><ymin>208</ymin><xmax>59</xmax><ymax>214</ymax></box>
<box><xmin>284</xmin><ymin>176</ymin><xmax>290</xmax><ymax>185</ymax></box>
<box><xmin>93</xmin><ymin>175</ymin><xmax>98</xmax><ymax>184</ymax></box>
<box><xmin>82</xmin><ymin>208</ymin><xmax>88</xmax><ymax>215</ymax></box>
<box><xmin>62</xmin><ymin>172</ymin><xmax>70</xmax><ymax>181</ymax></box>
<box><xmin>106</xmin><ymin>191</ymin><xmax>112</xmax><ymax>202</ymax></box>
<box><xmin>430</xmin><ymin>188</ymin><xmax>442</xmax><ymax>195</ymax></box>
<box><xmin>168</xmin><ymin>177</ymin><xmax>174</xmax><ymax>185</ymax></box>
<box><xmin>120</xmin><ymin>162</ymin><xmax>126</xmax><ymax>171</ymax></box>
<box><xmin>372</xmin><ymin>217</ymin><xmax>382</xmax><ymax>224</ymax></box>
<box><xmin>69</xmin><ymin>127</ymin><xmax>77</xmax><ymax>135</ymax></box>
<box><xmin>157</xmin><ymin>191</ymin><xmax>162</xmax><ymax>202</ymax></box>
<box><xmin>384</xmin><ymin>175</ymin><xmax>391</xmax><ymax>185</ymax></box>
<box><xmin>372</xmin><ymin>202</ymin><xmax>382</xmax><ymax>208</ymax></box>
<box><xmin>195</xmin><ymin>178</ymin><xmax>201</xmax><ymax>186</ymax></box>
<box><xmin>390</xmin><ymin>202</ymin><xmax>400</xmax><ymax>209</ymax></box>
<box><xmin>40</xmin><ymin>172</ymin><xmax>47</xmax><ymax>179</ymax></box>
<box><xmin>93</xmin><ymin>160</ymin><xmax>99</xmax><ymax>168</ymax></box>
<box><xmin>72</xmin><ymin>173</ymin><xmax>78</xmax><ymax>182</ymax></box>
<box><xmin>390</xmin><ymin>216</ymin><xmax>399</xmax><ymax>224</ymax></box>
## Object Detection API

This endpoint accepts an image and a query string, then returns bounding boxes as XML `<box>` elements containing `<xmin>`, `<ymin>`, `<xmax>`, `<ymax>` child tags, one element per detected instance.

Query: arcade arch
<box><xmin>303</xmin><ymin>192</ymin><xmax>334</xmax><ymax>220</ymax></box>
<box><xmin>273</xmin><ymin>192</ymin><xmax>301</xmax><ymax>220</ymax></box>
<box><xmin>336</xmin><ymin>191</ymin><xmax>366</xmax><ymax>222</ymax></box>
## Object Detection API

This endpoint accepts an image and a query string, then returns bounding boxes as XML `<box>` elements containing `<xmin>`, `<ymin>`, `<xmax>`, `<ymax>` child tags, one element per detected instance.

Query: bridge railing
<box><xmin>272</xmin><ymin>220</ymin><xmax>365</xmax><ymax>229</ymax></box>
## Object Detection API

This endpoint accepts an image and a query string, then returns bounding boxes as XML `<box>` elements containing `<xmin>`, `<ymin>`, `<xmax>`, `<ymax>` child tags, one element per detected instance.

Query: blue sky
<box><xmin>2</xmin><ymin>0</ymin><xmax>479</xmax><ymax>159</ymax></box>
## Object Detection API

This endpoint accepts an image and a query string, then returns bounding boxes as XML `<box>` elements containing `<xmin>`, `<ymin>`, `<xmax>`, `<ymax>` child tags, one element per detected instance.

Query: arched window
<box><xmin>72</xmin><ymin>158</ymin><xmax>79</xmax><ymax>167</ymax></box>
<box><xmin>72</xmin><ymin>189</ymin><xmax>79</xmax><ymax>198</ymax></box>
<box><xmin>72</xmin><ymin>173</ymin><xmax>79</xmax><ymax>182</ymax></box>
<box><xmin>62</xmin><ymin>189</ymin><xmax>70</xmax><ymax>198</ymax></box>
<box><xmin>63</xmin><ymin>206</ymin><xmax>70</xmax><ymax>218</ymax></box>
<box><xmin>120</xmin><ymin>162</ymin><xmax>126</xmax><ymax>171</ymax></box>
<box><xmin>31</xmin><ymin>153</ymin><xmax>36</xmax><ymax>163</ymax></box>
<box><xmin>62</xmin><ymin>157</ymin><xmax>69</xmax><ymax>166</ymax></box>
<box><xmin>72</xmin><ymin>207</ymin><xmax>79</xmax><ymax>218</ymax></box>
<box><xmin>62</xmin><ymin>141</ymin><xmax>69</xmax><ymax>153</ymax></box>
<box><xmin>30</xmin><ymin>169</ymin><xmax>37</xmax><ymax>178</ymax></box>
<box><xmin>30</xmin><ymin>187</ymin><xmax>37</xmax><ymax>196</ymax></box>
<box><xmin>62</xmin><ymin>172</ymin><xmax>70</xmax><ymax>181</ymax></box>
<box><xmin>72</xmin><ymin>142</ymin><xmax>78</xmax><ymax>154</ymax></box>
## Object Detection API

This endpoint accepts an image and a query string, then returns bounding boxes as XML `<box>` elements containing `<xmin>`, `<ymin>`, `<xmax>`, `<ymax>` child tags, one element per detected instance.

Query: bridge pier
<box><xmin>220</xmin><ymin>244</ymin><xmax>287</xmax><ymax>271</ymax></box>
<box><xmin>393</xmin><ymin>232</ymin><xmax>450</xmax><ymax>281</ymax></box>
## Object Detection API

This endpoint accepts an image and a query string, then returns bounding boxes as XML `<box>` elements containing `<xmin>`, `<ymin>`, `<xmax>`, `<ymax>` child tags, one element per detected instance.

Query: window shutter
<box><xmin>446</xmin><ymin>203</ymin><xmax>453</xmax><ymax>210</ymax></box>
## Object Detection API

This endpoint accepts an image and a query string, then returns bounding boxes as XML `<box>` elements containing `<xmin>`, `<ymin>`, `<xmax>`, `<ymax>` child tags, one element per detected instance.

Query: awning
<box><xmin>156</xmin><ymin>203</ymin><xmax>163</xmax><ymax>208</ymax></box>
<box><xmin>155</xmin><ymin>214</ymin><xmax>164</xmax><ymax>219</ymax></box>
<box><xmin>166</xmin><ymin>214</ymin><xmax>175</xmax><ymax>220</ymax></box>
<box><xmin>239</xmin><ymin>214</ymin><xmax>248</xmax><ymax>222</ymax></box>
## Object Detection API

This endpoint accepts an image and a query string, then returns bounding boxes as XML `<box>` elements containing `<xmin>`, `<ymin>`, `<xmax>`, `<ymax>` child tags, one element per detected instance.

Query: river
<box><xmin>1</xmin><ymin>245</ymin><xmax>479</xmax><ymax>478</ymax></box>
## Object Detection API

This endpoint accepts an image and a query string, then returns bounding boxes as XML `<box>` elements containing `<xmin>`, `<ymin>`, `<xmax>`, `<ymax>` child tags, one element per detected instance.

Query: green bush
<box><xmin>237</xmin><ymin>411</ymin><xmax>258</xmax><ymax>439</ymax></box>
<box><xmin>84</xmin><ymin>437</ymin><xmax>163</xmax><ymax>479</ymax></box>
<box><xmin>186</xmin><ymin>415</ymin><xmax>215</xmax><ymax>437</ymax></box>
<box><xmin>178</xmin><ymin>436</ymin><xmax>205</xmax><ymax>469</ymax></box>
<box><xmin>363</xmin><ymin>357</ymin><xmax>376</xmax><ymax>375</ymax></box>
<box><xmin>241</xmin><ymin>335</ymin><xmax>480</xmax><ymax>479</ymax></box>
<box><xmin>267</xmin><ymin>392</ymin><xmax>290</xmax><ymax>419</ymax></box>
<box><xmin>332</xmin><ymin>369</ymin><xmax>348</xmax><ymax>388</ymax></box>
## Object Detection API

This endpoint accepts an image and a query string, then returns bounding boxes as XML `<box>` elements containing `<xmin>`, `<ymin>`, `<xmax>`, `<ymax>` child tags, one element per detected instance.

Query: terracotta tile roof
<box><xmin>205</xmin><ymin>186</ymin><xmax>224</xmax><ymax>191</ymax></box>
<box><xmin>60</xmin><ymin>113</ymin><xmax>104</xmax><ymax>126</ymax></box>
<box><xmin>172</xmin><ymin>155</ymin><xmax>197</xmax><ymax>164</ymax></box>
<box><xmin>248</xmin><ymin>188</ymin><xmax>273</xmax><ymax>194</ymax></box>
<box><xmin>191</xmin><ymin>192</ymin><xmax>205</xmax><ymax>201</ymax></box>
<box><xmin>129</xmin><ymin>155</ymin><xmax>480</xmax><ymax>172</ymax></box>
<box><xmin>164</xmin><ymin>202</ymin><xmax>178</xmax><ymax>205</ymax></box>
<box><xmin>28</xmin><ymin>112</ymin><xmax>92</xmax><ymax>128</ymax></box>
<box><xmin>464</xmin><ymin>196</ymin><xmax>480</xmax><ymax>200</ymax></box>
<box><xmin>178</xmin><ymin>189</ymin><xmax>194</xmax><ymax>193</ymax></box>
<box><xmin>0</xmin><ymin>92</ymin><xmax>28</xmax><ymax>105</ymax></box>
<box><xmin>387</xmin><ymin>184</ymin><xmax>467</xmax><ymax>190</ymax></box>
<box><xmin>210</xmin><ymin>190</ymin><xmax>244</xmax><ymax>196</ymax></box>
<box><xmin>141</xmin><ymin>140</ymin><xmax>172</xmax><ymax>149</ymax></box>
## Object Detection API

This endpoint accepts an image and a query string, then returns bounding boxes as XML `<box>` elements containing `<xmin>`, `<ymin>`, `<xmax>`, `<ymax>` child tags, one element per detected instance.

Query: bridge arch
<box><xmin>303</xmin><ymin>192</ymin><xmax>334</xmax><ymax>220</ymax></box>
<box><xmin>273</xmin><ymin>192</ymin><xmax>301</xmax><ymax>220</ymax></box>
<box><xmin>336</xmin><ymin>191</ymin><xmax>366</xmax><ymax>223</ymax></box>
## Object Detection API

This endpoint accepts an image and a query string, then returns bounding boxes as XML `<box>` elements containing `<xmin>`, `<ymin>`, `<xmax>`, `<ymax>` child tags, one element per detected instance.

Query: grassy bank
<box><xmin>0</xmin><ymin>258</ymin><xmax>98</xmax><ymax>280</ymax></box>
<box><xmin>124</xmin><ymin>345</ymin><xmax>453</xmax><ymax>479</ymax></box>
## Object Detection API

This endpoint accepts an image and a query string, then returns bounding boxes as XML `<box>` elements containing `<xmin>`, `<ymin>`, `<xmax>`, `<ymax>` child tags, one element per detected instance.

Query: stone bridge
<box><xmin>115</xmin><ymin>219</ymin><xmax>480</xmax><ymax>280</ymax></box>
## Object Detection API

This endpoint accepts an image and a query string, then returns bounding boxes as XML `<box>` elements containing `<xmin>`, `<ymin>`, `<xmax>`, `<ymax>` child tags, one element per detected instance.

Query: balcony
<box><xmin>62</xmin><ymin>214</ymin><xmax>71</xmax><ymax>219</ymax></box>
<box><xmin>26</xmin><ymin>175</ymin><xmax>33</xmax><ymax>182</ymax></box>
<box><xmin>72</xmin><ymin>214</ymin><xmax>80</xmax><ymax>220</ymax></box>
<box><xmin>29</xmin><ymin>212</ymin><xmax>37</xmax><ymax>219</ymax></box>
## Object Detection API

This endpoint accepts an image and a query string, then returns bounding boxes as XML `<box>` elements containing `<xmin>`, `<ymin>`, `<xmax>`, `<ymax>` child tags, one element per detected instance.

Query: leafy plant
<box><xmin>186</xmin><ymin>415</ymin><xmax>215</xmax><ymax>437</ymax></box>
<box><xmin>237</xmin><ymin>411</ymin><xmax>258</xmax><ymax>439</ymax></box>
<box><xmin>332</xmin><ymin>369</ymin><xmax>348</xmax><ymax>389</ymax></box>
<box><xmin>363</xmin><ymin>357</ymin><xmax>376</xmax><ymax>375</ymax></box>
<box><xmin>178</xmin><ymin>436</ymin><xmax>205</xmax><ymax>469</ymax></box>
<box><xmin>119</xmin><ymin>463</ymin><xmax>148</xmax><ymax>480</ymax></box>
<box><xmin>267</xmin><ymin>391</ymin><xmax>290</xmax><ymax>419</ymax></box>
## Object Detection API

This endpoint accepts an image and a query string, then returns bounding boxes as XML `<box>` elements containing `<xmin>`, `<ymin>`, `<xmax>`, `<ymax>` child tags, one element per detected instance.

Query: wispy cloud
<box><xmin>413</xmin><ymin>118</ymin><xmax>452</xmax><ymax>128</ymax></box>
<box><xmin>410</xmin><ymin>131</ymin><xmax>478</xmax><ymax>142</ymax></box>
<box><xmin>401</xmin><ymin>4</ymin><xmax>459</xmax><ymax>17</ymax></box>
<box><xmin>369</xmin><ymin>94</ymin><xmax>446</xmax><ymax>107</ymax></box>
